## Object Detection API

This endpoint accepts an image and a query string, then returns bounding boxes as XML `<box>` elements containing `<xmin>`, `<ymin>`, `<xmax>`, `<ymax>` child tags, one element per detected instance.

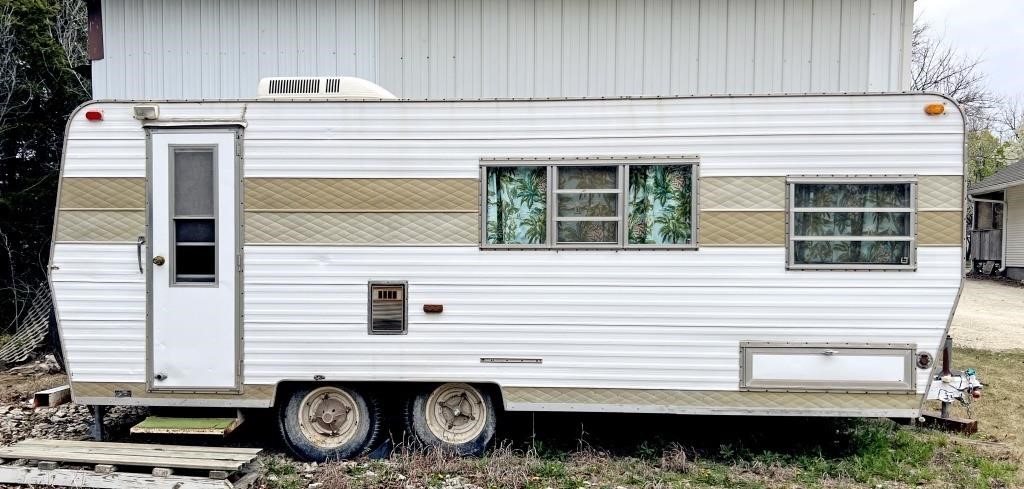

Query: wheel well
<box><xmin>272</xmin><ymin>381</ymin><xmax>504</xmax><ymax>409</ymax></box>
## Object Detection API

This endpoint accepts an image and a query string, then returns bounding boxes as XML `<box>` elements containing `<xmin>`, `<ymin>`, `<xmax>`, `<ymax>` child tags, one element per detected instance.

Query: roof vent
<box><xmin>258</xmin><ymin>76</ymin><xmax>396</xmax><ymax>100</ymax></box>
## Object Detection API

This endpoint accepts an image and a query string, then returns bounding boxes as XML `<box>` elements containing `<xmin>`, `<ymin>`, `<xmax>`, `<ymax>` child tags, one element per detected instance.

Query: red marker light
<box><xmin>85</xmin><ymin>110</ymin><xmax>103</xmax><ymax>121</ymax></box>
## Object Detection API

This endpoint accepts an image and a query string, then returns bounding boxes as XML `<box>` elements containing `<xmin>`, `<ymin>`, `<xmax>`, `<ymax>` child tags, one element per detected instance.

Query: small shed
<box><xmin>967</xmin><ymin>159</ymin><xmax>1024</xmax><ymax>279</ymax></box>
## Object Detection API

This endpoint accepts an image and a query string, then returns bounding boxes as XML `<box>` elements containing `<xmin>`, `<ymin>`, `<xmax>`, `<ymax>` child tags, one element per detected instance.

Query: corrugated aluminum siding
<box><xmin>91</xmin><ymin>0</ymin><xmax>913</xmax><ymax>99</ymax></box>
<box><xmin>52</xmin><ymin>95</ymin><xmax>962</xmax><ymax>393</ymax></box>
<box><xmin>1006</xmin><ymin>185</ymin><xmax>1024</xmax><ymax>267</ymax></box>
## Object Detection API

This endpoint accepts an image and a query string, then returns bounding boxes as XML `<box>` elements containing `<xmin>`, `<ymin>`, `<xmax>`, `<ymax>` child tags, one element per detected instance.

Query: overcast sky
<box><xmin>915</xmin><ymin>0</ymin><xmax>1024</xmax><ymax>99</ymax></box>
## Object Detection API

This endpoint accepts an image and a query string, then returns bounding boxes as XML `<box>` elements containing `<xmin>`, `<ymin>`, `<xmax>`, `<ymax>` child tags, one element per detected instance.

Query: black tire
<box><xmin>278</xmin><ymin>385</ymin><xmax>382</xmax><ymax>462</ymax></box>
<box><xmin>405</xmin><ymin>383</ymin><xmax>497</xmax><ymax>456</ymax></box>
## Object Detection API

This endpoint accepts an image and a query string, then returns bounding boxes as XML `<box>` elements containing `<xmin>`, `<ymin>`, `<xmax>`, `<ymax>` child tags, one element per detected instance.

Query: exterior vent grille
<box><xmin>268</xmin><ymin>78</ymin><xmax>321</xmax><ymax>94</ymax></box>
<box><xmin>325</xmin><ymin>78</ymin><xmax>341</xmax><ymax>93</ymax></box>
<box><xmin>368</xmin><ymin>282</ymin><xmax>407</xmax><ymax>335</ymax></box>
<box><xmin>258</xmin><ymin>76</ymin><xmax>397</xmax><ymax>99</ymax></box>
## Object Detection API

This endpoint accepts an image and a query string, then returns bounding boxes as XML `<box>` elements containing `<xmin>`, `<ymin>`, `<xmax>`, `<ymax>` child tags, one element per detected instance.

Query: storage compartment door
<box><xmin>740</xmin><ymin>343</ymin><xmax>915</xmax><ymax>392</ymax></box>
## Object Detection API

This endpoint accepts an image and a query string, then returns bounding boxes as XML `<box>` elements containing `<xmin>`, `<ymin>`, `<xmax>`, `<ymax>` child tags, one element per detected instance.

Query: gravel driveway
<box><xmin>950</xmin><ymin>278</ymin><xmax>1024</xmax><ymax>351</ymax></box>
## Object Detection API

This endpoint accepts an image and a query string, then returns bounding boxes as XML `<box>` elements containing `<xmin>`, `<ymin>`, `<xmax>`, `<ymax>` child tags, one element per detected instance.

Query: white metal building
<box><xmin>967</xmin><ymin>160</ymin><xmax>1024</xmax><ymax>281</ymax></box>
<box><xmin>88</xmin><ymin>0</ymin><xmax>915</xmax><ymax>100</ymax></box>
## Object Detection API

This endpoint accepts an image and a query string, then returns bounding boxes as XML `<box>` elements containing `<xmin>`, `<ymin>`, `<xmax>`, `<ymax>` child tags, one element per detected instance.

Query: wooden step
<box><xmin>130</xmin><ymin>416</ymin><xmax>243</xmax><ymax>436</ymax></box>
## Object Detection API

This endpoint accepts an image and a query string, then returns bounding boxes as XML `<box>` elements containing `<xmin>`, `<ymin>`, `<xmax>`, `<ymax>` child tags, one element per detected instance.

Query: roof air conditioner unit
<box><xmin>257</xmin><ymin>76</ymin><xmax>397</xmax><ymax>100</ymax></box>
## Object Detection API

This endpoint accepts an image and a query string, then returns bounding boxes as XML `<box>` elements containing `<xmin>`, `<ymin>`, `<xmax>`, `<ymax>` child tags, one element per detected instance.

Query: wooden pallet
<box><xmin>0</xmin><ymin>439</ymin><xmax>262</xmax><ymax>489</ymax></box>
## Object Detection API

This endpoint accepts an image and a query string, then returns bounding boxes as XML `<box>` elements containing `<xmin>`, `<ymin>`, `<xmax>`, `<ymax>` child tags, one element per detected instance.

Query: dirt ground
<box><xmin>951</xmin><ymin>278</ymin><xmax>1024</xmax><ymax>351</ymax></box>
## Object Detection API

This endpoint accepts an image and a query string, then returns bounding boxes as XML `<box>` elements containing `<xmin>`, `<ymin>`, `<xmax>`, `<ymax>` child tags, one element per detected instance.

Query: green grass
<box><xmin>304</xmin><ymin>418</ymin><xmax>1018</xmax><ymax>489</ymax></box>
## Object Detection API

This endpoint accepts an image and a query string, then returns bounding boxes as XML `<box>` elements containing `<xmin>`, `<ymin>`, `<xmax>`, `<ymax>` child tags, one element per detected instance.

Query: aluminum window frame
<box><xmin>552</xmin><ymin>165</ymin><xmax>624</xmax><ymax>248</ymax></box>
<box><xmin>479</xmin><ymin>156</ymin><xmax>700</xmax><ymax>250</ymax></box>
<box><xmin>786</xmin><ymin>175</ymin><xmax>918</xmax><ymax>271</ymax></box>
<box><xmin>168</xmin><ymin>145</ymin><xmax>219</xmax><ymax>286</ymax></box>
<box><xmin>623</xmin><ymin>162</ymin><xmax>699</xmax><ymax>249</ymax></box>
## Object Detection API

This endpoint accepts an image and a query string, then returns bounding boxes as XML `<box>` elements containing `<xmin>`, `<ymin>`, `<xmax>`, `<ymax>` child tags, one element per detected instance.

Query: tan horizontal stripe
<box><xmin>59</xmin><ymin>177</ymin><xmax>146</xmax><ymax>209</ymax></box>
<box><xmin>918</xmin><ymin>175</ymin><xmax>963</xmax><ymax>210</ymax></box>
<box><xmin>72</xmin><ymin>382</ymin><xmax>274</xmax><ymax>401</ymax></box>
<box><xmin>502</xmin><ymin>387</ymin><xmax>920</xmax><ymax>410</ymax></box>
<box><xmin>246</xmin><ymin>178</ymin><xmax>479</xmax><ymax>212</ymax></box>
<box><xmin>700</xmin><ymin>176</ymin><xmax>786</xmax><ymax>210</ymax></box>
<box><xmin>252</xmin><ymin>208</ymin><xmax>478</xmax><ymax>213</ymax></box>
<box><xmin>245</xmin><ymin>212</ymin><xmax>478</xmax><ymax>245</ymax></box>
<box><xmin>56</xmin><ymin>210</ymin><xmax>145</xmax><ymax>242</ymax></box>
<box><xmin>918</xmin><ymin>210</ymin><xmax>963</xmax><ymax>245</ymax></box>
<box><xmin>700</xmin><ymin>211</ymin><xmax>785</xmax><ymax>246</ymax></box>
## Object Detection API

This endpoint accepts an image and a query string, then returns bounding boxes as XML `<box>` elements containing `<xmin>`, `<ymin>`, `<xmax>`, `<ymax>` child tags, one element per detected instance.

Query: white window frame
<box><xmin>480</xmin><ymin>156</ymin><xmax>699</xmax><ymax>250</ymax></box>
<box><xmin>787</xmin><ymin>176</ymin><xmax>918</xmax><ymax>271</ymax></box>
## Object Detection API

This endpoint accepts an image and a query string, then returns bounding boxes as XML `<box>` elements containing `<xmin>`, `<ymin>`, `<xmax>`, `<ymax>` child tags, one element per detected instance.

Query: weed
<box><xmin>261</xmin><ymin>455</ymin><xmax>304</xmax><ymax>489</ymax></box>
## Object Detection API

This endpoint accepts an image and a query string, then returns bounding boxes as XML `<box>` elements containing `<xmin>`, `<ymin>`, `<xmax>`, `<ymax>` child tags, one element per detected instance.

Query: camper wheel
<box><xmin>406</xmin><ymin>383</ymin><xmax>497</xmax><ymax>456</ymax></box>
<box><xmin>278</xmin><ymin>385</ymin><xmax>382</xmax><ymax>462</ymax></box>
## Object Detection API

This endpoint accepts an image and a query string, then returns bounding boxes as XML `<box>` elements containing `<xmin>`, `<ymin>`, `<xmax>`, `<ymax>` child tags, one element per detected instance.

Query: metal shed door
<box><xmin>148</xmin><ymin>131</ymin><xmax>239</xmax><ymax>391</ymax></box>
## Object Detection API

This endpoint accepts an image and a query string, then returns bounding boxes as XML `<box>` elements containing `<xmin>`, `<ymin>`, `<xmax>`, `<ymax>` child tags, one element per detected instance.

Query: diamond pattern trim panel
<box><xmin>700</xmin><ymin>211</ymin><xmax>785</xmax><ymax>246</ymax></box>
<box><xmin>58</xmin><ymin>178</ymin><xmax>146</xmax><ymax>210</ymax></box>
<box><xmin>502</xmin><ymin>387</ymin><xmax>921</xmax><ymax>410</ymax></box>
<box><xmin>246</xmin><ymin>178</ymin><xmax>479</xmax><ymax>212</ymax></box>
<box><xmin>246</xmin><ymin>212</ymin><xmax>479</xmax><ymax>244</ymax></box>
<box><xmin>918</xmin><ymin>176</ymin><xmax>963</xmax><ymax>210</ymax></box>
<box><xmin>71</xmin><ymin>382</ymin><xmax>276</xmax><ymax>400</ymax></box>
<box><xmin>56</xmin><ymin>211</ymin><xmax>145</xmax><ymax>242</ymax></box>
<box><xmin>918</xmin><ymin>211</ymin><xmax>963</xmax><ymax>245</ymax></box>
<box><xmin>701</xmin><ymin>176</ymin><xmax>786</xmax><ymax>210</ymax></box>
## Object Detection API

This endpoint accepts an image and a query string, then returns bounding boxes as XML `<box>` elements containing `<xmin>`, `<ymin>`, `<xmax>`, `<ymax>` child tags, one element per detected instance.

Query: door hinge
<box><xmin>236</xmin><ymin>254</ymin><xmax>243</xmax><ymax>272</ymax></box>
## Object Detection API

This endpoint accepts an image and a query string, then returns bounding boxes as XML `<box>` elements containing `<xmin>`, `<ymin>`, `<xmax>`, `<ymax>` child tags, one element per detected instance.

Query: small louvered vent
<box><xmin>325</xmin><ymin>78</ymin><xmax>341</xmax><ymax>93</ymax></box>
<box><xmin>267</xmin><ymin>78</ymin><xmax>321</xmax><ymax>95</ymax></box>
<box><xmin>368</xmin><ymin>282</ymin><xmax>407</xmax><ymax>334</ymax></box>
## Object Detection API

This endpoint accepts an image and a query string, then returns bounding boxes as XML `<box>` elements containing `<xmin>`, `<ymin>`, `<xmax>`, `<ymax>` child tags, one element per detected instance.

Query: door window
<box><xmin>171</xmin><ymin>147</ymin><xmax>217</xmax><ymax>284</ymax></box>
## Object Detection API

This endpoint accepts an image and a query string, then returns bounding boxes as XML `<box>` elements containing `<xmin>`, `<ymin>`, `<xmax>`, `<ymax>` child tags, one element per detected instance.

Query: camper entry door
<box><xmin>148</xmin><ymin>131</ymin><xmax>239</xmax><ymax>391</ymax></box>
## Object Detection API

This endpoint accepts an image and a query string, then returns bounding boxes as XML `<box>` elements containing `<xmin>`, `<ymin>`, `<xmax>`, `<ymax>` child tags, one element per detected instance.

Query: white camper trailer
<box><xmin>50</xmin><ymin>80</ymin><xmax>966</xmax><ymax>461</ymax></box>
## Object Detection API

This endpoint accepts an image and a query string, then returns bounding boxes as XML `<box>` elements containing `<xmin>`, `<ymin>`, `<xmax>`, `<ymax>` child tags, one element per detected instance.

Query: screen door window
<box><xmin>171</xmin><ymin>147</ymin><xmax>217</xmax><ymax>284</ymax></box>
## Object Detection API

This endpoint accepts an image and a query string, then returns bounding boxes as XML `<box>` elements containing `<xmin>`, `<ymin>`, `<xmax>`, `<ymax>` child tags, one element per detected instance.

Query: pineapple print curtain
<box><xmin>485</xmin><ymin>163</ymin><xmax>696</xmax><ymax>247</ymax></box>
<box><xmin>485</xmin><ymin>166</ymin><xmax>547</xmax><ymax>245</ymax></box>
<box><xmin>627</xmin><ymin>165</ymin><xmax>693</xmax><ymax>245</ymax></box>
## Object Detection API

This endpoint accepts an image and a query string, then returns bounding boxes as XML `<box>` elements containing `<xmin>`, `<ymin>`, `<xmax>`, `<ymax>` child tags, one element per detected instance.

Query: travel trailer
<box><xmin>50</xmin><ymin>80</ymin><xmax>965</xmax><ymax>461</ymax></box>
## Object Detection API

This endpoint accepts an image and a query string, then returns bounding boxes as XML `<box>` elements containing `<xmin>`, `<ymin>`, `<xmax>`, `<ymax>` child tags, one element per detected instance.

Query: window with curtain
<box><xmin>789</xmin><ymin>179</ymin><xmax>915</xmax><ymax>269</ymax></box>
<box><xmin>627</xmin><ymin>165</ymin><xmax>693</xmax><ymax>245</ymax></box>
<box><xmin>483</xmin><ymin>160</ymin><xmax>697</xmax><ymax>248</ymax></box>
<box><xmin>484</xmin><ymin>166</ymin><xmax>548</xmax><ymax>245</ymax></box>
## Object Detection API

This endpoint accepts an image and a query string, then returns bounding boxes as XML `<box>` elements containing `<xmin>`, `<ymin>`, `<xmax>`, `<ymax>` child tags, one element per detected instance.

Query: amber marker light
<box><xmin>924</xmin><ymin>103</ymin><xmax>945</xmax><ymax>115</ymax></box>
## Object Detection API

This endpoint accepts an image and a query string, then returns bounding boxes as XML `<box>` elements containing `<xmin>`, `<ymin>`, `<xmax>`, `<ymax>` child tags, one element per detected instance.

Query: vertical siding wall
<box><xmin>1006</xmin><ymin>185</ymin><xmax>1024</xmax><ymax>267</ymax></box>
<box><xmin>92</xmin><ymin>0</ymin><xmax>913</xmax><ymax>99</ymax></box>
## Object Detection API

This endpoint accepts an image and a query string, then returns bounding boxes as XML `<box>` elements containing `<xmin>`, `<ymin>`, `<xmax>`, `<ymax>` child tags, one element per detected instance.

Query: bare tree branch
<box><xmin>911</xmin><ymin>22</ymin><xmax>997</xmax><ymax>129</ymax></box>
<box><xmin>997</xmin><ymin>96</ymin><xmax>1024</xmax><ymax>148</ymax></box>
<box><xmin>50</xmin><ymin>0</ymin><xmax>89</xmax><ymax>97</ymax></box>
<box><xmin>0</xmin><ymin>1</ymin><xmax>22</xmax><ymax>130</ymax></box>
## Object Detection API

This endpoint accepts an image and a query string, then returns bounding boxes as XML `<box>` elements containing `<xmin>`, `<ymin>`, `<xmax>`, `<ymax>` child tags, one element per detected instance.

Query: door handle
<box><xmin>136</xmin><ymin>236</ymin><xmax>146</xmax><ymax>273</ymax></box>
<box><xmin>153</xmin><ymin>256</ymin><xmax>166</xmax><ymax>266</ymax></box>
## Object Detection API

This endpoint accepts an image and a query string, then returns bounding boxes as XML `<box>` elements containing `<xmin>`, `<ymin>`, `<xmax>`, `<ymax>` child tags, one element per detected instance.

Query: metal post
<box><xmin>90</xmin><ymin>405</ymin><xmax>106</xmax><ymax>441</ymax></box>
<box><xmin>940</xmin><ymin>335</ymin><xmax>952</xmax><ymax>418</ymax></box>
